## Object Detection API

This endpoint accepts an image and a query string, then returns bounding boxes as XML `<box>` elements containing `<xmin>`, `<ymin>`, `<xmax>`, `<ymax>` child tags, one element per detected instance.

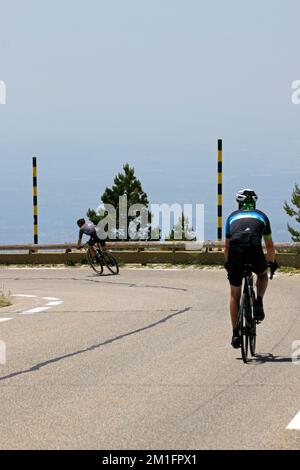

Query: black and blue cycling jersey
<box><xmin>225</xmin><ymin>209</ymin><xmax>272</xmax><ymax>246</ymax></box>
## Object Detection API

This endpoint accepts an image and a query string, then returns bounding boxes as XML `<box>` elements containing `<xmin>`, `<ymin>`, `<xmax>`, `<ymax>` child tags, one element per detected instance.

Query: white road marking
<box><xmin>0</xmin><ymin>318</ymin><xmax>13</xmax><ymax>322</ymax></box>
<box><xmin>7</xmin><ymin>294</ymin><xmax>64</xmax><ymax>318</ymax></box>
<box><xmin>19</xmin><ymin>307</ymin><xmax>51</xmax><ymax>315</ymax></box>
<box><xmin>287</xmin><ymin>411</ymin><xmax>300</xmax><ymax>430</ymax></box>
<box><xmin>46</xmin><ymin>301</ymin><xmax>63</xmax><ymax>306</ymax></box>
<box><xmin>42</xmin><ymin>297</ymin><xmax>60</xmax><ymax>301</ymax></box>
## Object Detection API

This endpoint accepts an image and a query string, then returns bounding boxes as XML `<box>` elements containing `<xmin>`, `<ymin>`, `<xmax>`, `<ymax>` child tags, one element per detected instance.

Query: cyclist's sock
<box><xmin>256</xmin><ymin>296</ymin><xmax>263</xmax><ymax>305</ymax></box>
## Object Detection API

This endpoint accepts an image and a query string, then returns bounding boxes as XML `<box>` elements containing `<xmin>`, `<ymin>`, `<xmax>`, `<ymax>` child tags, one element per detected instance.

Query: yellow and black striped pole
<box><xmin>32</xmin><ymin>157</ymin><xmax>38</xmax><ymax>244</ymax></box>
<box><xmin>217</xmin><ymin>139</ymin><xmax>222</xmax><ymax>241</ymax></box>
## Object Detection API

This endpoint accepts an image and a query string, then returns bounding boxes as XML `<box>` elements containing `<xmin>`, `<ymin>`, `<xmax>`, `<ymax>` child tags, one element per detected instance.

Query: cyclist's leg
<box><xmin>229</xmin><ymin>283</ymin><xmax>243</xmax><ymax>348</ymax></box>
<box><xmin>226</xmin><ymin>244</ymin><xmax>244</xmax><ymax>327</ymax></box>
<box><xmin>89</xmin><ymin>234</ymin><xmax>106</xmax><ymax>261</ymax></box>
<box><xmin>92</xmin><ymin>232</ymin><xmax>106</xmax><ymax>251</ymax></box>
<box><xmin>256</xmin><ymin>270</ymin><xmax>268</xmax><ymax>297</ymax></box>
<box><xmin>99</xmin><ymin>239</ymin><xmax>106</xmax><ymax>251</ymax></box>
<box><xmin>251</xmin><ymin>246</ymin><xmax>268</xmax><ymax>297</ymax></box>
<box><xmin>87</xmin><ymin>237</ymin><xmax>97</xmax><ymax>257</ymax></box>
<box><xmin>253</xmin><ymin>272</ymin><xmax>267</xmax><ymax>321</ymax></box>
<box><xmin>230</xmin><ymin>284</ymin><xmax>242</xmax><ymax>328</ymax></box>
<box><xmin>252</xmin><ymin>246</ymin><xmax>268</xmax><ymax>320</ymax></box>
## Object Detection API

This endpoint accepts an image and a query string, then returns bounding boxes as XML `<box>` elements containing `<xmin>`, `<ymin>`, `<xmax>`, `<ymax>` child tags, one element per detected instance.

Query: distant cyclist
<box><xmin>224</xmin><ymin>189</ymin><xmax>278</xmax><ymax>349</ymax></box>
<box><xmin>76</xmin><ymin>218</ymin><xmax>106</xmax><ymax>256</ymax></box>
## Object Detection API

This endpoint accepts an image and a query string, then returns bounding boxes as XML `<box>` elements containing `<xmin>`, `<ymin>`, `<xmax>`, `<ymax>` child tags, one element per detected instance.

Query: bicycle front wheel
<box><xmin>86</xmin><ymin>250</ymin><xmax>103</xmax><ymax>275</ymax></box>
<box><xmin>239</xmin><ymin>294</ymin><xmax>249</xmax><ymax>363</ymax></box>
<box><xmin>102</xmin><ymin>251</ymin><xmax>119</xmax><ymax>275</ymax></box>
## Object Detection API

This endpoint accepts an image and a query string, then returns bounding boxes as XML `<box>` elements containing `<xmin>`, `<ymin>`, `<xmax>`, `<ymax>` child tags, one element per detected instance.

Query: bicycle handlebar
<box><xmin>78</xmin><ymin>243</ymin><xmax>89</xmax><ymax>249</ymax></box>
<box><xmin>78</xmin><ymin>242</ymin><xmax>104</xmax><ymax>250</ymax></box>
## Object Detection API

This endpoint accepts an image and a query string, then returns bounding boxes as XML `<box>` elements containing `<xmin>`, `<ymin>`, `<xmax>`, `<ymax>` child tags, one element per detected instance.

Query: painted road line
<box><xmin>287</xmin><ymin>411</ymin><xmax>300</xmax><ymax>430</ymax></box>
<box><xmin>46</xmin><ymin>301</ymin><xmax>64</xmax><ymax>306</ymax></box>
<box><xmin>42</xmin><ymin>297</ymin><xmax>60</xmax><ymax>301</ymax></box>
<box><xmin>19</xmin><ymin>307</ymin><xmax>51</xmax><ymax>315</ymax></box>
<box><xmin>12</xmin><ymin>294</ymin><xmax>64</xmax><ymax>316</ymax></box>
<box><xmin>0</xmin><ymin>318</ymin><xmax>13</xmax><ymax>323</ymax></box>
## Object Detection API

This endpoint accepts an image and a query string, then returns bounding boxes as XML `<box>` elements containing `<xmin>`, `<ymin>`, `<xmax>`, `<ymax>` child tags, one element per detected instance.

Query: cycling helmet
<box><xmin>236</xmin><ymin>189</ymin><xmax>258</xmax><ymax>209</ymax></box>
<box><xmin>77</xmin><ymin>218</ymin><xmax>85</xmax><ymax>227</ymax></box>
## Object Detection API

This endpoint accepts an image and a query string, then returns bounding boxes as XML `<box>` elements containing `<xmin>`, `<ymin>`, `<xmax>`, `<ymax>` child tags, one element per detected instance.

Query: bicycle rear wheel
<box><xmin>239</xmin><ymin>294</ymin><xmax>249</xmax><ymax>363</ymax></box>
<box><xmin>86</xmin><ymin>250</ymin><xmax>103</xmax><ymax>275</ymax></box>
<box><xmin>102</xmin><ymin>251</ymin><xmax>119</xmax><ymax>275</ymax></box>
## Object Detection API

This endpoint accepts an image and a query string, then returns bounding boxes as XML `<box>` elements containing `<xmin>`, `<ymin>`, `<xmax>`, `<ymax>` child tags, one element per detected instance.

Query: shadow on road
<box><xmin>237</xmin><ymin>353</ymin><xmax>293</xmax><ymax>364</ymax></box>
<box><xmin>0</xmin><ymin>306</ymin><xmax>192</xmax><ymax>383</ymax></box>
<box><xmin>81</xmin><ymin>276</ymin><xmax>188</xmax><ymax>291</ymax></box>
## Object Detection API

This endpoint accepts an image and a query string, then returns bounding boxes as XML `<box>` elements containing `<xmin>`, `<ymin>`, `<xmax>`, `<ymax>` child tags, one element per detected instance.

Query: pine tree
<box><xmin>284</xmin><ymin>183</ymin><xmax>300</xmax><ymax>242</ymax></box>
<box><xmin>87</xmin><ymin>163</ymin><xmax>150</xmax><ymax>240</ymax></box>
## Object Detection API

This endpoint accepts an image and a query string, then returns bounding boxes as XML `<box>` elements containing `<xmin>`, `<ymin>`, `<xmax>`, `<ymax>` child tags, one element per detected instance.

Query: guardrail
<box><xmin>0</xmin><ymin>242</ymin><xmax>193</xmax><ymax>253</ymax></box>
<box><xmin>0</xmin><ymin>241</ymin><xmax>299</xmax><ymax>253</ymax></box>
<box><xmin>0</xmin><ymin>242</ymin><xmax>299</xmax><ymax>267</ymax></box>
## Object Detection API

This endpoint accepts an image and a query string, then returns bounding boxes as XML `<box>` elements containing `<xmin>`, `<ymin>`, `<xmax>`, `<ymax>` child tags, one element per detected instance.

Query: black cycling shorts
<box><xmin>88</xmin><ymin>232</ymin><xmax>106</xmax><ymax>247</ymax></box>
<box><xmin>226</xmin><ymin>244</ymin><xmax>268</xmax><ymax>287</ymax></box>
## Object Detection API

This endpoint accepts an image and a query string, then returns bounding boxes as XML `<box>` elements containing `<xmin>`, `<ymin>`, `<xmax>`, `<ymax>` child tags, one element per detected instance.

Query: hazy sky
<box><xmin>0</xmin><ymin>0</ymin><xmax>300</xmax><ymax>243</ymax></box>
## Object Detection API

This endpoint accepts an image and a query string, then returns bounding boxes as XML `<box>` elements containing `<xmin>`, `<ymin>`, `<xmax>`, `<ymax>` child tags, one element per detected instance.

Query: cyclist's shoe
<box><xmin>254</xmin><ymin>296</ymin><xmax>265</xmax><ymax>322</ymax></box>
<box><xmin>231</xmin><ymin>329</ymin><xmax>241</xmax><ymax>349</ymax></box>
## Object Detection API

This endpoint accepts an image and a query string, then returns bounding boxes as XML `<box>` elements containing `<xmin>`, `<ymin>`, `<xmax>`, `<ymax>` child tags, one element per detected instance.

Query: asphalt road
<box><xmin>0</xmin><ymin>266</ymin><xmax>300</xmax><ymax>450</ymax></box>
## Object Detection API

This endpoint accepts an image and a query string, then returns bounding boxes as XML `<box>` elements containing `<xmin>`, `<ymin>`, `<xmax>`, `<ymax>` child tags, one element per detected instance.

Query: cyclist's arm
<box><xmin>224</xmin><ymin>215</ymin><xmax>231</xmax><ymax>262</ymax></box>
<box><xmin>262</xmin><ymin>214</ymin><xmax>275</xmax><ymax>262</ymax></box>
<box><xmin>77</xmin><ymin>229</ymin><xmax>83</xmax><ymax>249</ymax></box>
<box><xmin>264</xmin><ymin>235</ymin><xmax>276</xmax><ymax>262</ymax></box>
<box><xmin>224</xmin><ymin>237</ymin><xmax>230</xmax><ymax>262</ymax></box>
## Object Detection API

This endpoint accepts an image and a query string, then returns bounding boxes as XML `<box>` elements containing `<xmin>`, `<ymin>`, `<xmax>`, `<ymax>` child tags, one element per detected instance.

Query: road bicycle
<box><xmin>81</xmin><ymin>243</ymin><xmax>119</xmax><ymax>275</ymax></box>
<box><xmin>236</xmin><ymin>263</ymin><xmax>274</xmax><ymax>363</ymax></box>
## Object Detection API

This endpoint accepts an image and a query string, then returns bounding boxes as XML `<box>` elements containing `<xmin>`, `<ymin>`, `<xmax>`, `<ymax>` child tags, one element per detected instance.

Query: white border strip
<box><xmin>19</xmin><ymin>307</ymin><xmax>51</xmax><ymax>315</ymax></box>
<box><xmin>42</xmin><ymin>297</ymin><xmax>60</xmax><ymax>301</ymax></box>
<box><xmin>5</xmin><ymin>294</ymin><xmax>64</xmax><ymax>318</ymax></box>
<box><xmin>46</xmin><ymin>301</ymin><xmax>63</xmax><ymax>306</ymax></box>
<box><xmin>287</xmin><ymin>411</ymin><xmax>300</xmax><ymax>430</ymax></box>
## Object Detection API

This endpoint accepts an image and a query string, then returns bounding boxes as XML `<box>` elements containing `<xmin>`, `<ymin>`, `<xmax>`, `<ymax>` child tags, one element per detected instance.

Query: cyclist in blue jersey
<box><xmin>224</xmin><ymin>189</ymin><xmax>278</xmax><ymax>348</ymax></box>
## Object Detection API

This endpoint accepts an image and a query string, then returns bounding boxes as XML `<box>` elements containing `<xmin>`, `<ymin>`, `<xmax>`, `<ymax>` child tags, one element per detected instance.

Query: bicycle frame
<box><xmin>243</xmin><ymin>269</ymin><xmax>255</xmax><ymax>315</ymax></box>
